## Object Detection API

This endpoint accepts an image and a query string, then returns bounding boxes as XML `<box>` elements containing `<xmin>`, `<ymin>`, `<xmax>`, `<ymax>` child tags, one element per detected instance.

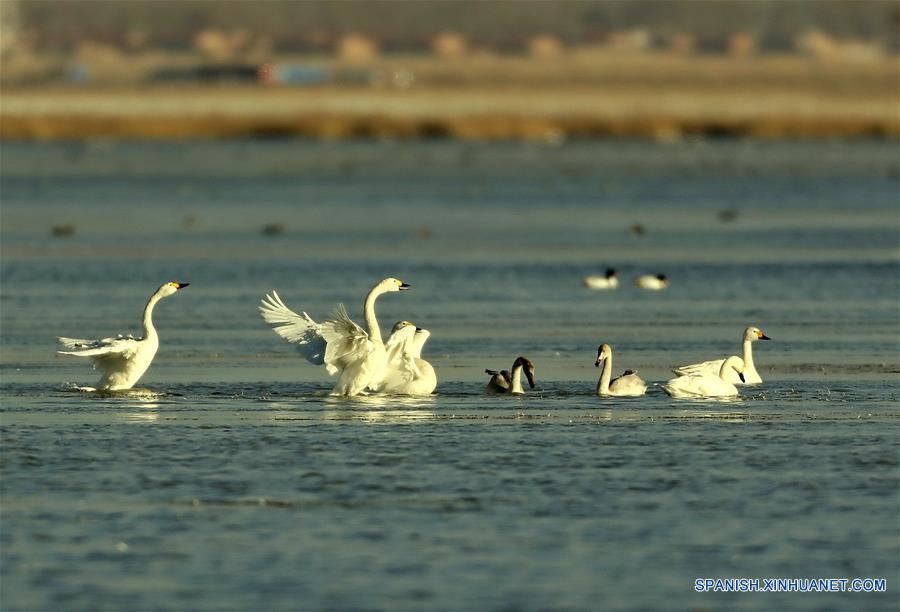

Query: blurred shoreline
<box><xmin>1</xmin><ymin>55</ymin><xmax>897</xmax><ymax>140</ymax></box>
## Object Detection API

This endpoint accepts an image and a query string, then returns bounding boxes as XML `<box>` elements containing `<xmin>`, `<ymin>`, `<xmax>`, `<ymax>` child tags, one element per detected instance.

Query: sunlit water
<box><xmin>1</xmin><ymin>140</ymin><xmax>898</xmax><ymax>611</ymax></box>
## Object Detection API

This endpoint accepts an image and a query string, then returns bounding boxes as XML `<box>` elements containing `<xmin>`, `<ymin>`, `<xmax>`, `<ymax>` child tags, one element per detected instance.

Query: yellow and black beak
<box><xmin>758</xmin><ymin>332</ymin><xmax>771</xmax><ymax>340</ymax></box>
<box><xmin>175</xmin><ymin>282</ymin><xmax>190</xmax><ymax>289</ymax></box>
<box><xmin>399</xmin><ymin>282</ymin><xmax>411</xmax><ymax>291</ymax></box>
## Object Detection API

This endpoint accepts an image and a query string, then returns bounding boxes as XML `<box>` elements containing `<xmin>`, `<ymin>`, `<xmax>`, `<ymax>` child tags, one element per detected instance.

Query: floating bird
<box><xmin>259</xmin><ymin>278</ymin><xmax>411</xmax><ymax>397</ymax></box>
<box><xmin>583</xmin><ymin>268</ymin><xmax>619</xmax><ymax>290</ymax></box>
<box><xmin>485</xmin><ymin>356</ymin><xmax>535</xmax><ymax>395</ymax></box>
<box><xmin>673</xmin><ymin>326</ymin><xmax>771</xmax><ymax>385</ymax></box>
<box><xmin>595</xmin><ymin>343</ymin><xmax>647</xmax><ymax>397</ymax></box>
<box><xmin>57</xmin><ymin>282</ymin><xmax>189</xmax><ymax>391</ymax></box>
<box><xmin>635</xmin><ymin>274</ymin><xmax>669</xmax><ymax>290</ymax></box>
<box><xmin>627</xmin><ymin>223</ymin><xmax>646</xmax><ymax>237</ymax></box>
<box><xmin>261</xmin><ymin>223</ymin><xmax>285</xmax><ymax>236</ymax></box>
<box><xmin>51</xmin><ymin>224</ymin><xmax>76</xmax><ymax>237</ymax></box>
<box><xmin>661</xmin><ymin>356</ymin><xmax>745</xmax><ymax>399</ymax></box>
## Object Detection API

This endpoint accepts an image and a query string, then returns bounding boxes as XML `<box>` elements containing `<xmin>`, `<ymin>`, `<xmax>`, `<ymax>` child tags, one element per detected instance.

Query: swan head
<box><xmin>376</xmin><ymin>277</ymin><xmax>412</xmax><ymax>293</ymax></box>
<box><xmin>391</xmin><ymin>320</ymin><xmax>416</xmax><ymax>334</ymax></box>
<box><xmin>605</xmin><ymin>268</ymin><xmax>617</xmax><ymax>279</ymax></box>
<box><xmin>594</xmin><ymin>343</ymin><xmax>612</xmax><ymax>367</ymax></box>
<box><xmin>389</xmin><ymin>320</ymin><xmax>430</xmax><ymax>354</ymax></box>
<box><xmin>157</xmin><ymin>281</ymin><xmax>189</xmax><ymax>298</ymax></box>
<box><xmin>722</xmin><ymin>356</ymin><xmax>746</xmax><ymax>382</ymax></box>
<box><xmin>745</xmin><ymin>326</ymin><xmax>771</xmax><ymax>341</ymax></box>
<box><xmin>513</xmin><ymin>356</ymin><xmax>536</xmax><ymax>389</ymax></box>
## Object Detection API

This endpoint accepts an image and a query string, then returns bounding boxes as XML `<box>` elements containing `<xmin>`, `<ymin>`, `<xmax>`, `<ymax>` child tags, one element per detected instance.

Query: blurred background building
<box><xmin>0</xmin><ymin>0</ymin><xmax>897</xmax><ymax>139</ymax></box>
<box><xmin>3</xmin><ymin>0</ymin><xmax>899</xmax><ymax>59</ymax></box>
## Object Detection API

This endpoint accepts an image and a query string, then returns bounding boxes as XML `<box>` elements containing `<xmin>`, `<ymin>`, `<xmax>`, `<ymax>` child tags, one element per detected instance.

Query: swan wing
<box><xmin>58</xmin><ymin>336</ymin><xmax>96</xmax><ymax>351</ymax></box>
<box><xmin>384</xmin><ymin>325</ymin><xmax>417</xmax><ymax>367</ymax></box>
<box><xmin>485</xmin><ymin>369</ymin><xmax>511</xmax><ymax>393</ymax></box>
<box><xmin>259</xmin><ymin>291</ymin><xmax>327</xmax><ymax>365</ymax></box>
<box><xmin>57</xmin><ymin>335</ymin><xmax>141</xmax><ymax>370</ymax></box>
<box><xmin>673</xmin><ymin>358</ymin><xmax>727</xmax><ymax>376</ymax></box>
<box><xmin>608</xmin><ymin>372</ymin><xmax>647</xmax><ymax>396</ymax></box>
<box><xmin>383</xmin><ymin>325</ymin><xmax>421</xmax><ymax>385</ymax></box>
<box><xmin>318</xmin><ymin>304</ymin><xmax>373</xmax><ymax>376</ymax></box>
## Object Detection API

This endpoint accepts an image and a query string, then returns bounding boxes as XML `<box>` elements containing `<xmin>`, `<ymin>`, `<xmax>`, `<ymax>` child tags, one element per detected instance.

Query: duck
<box><xmin>635</xmin><ymin>274</ymin><xmax>669</xmax><ymax>290</ymax></box>
<box><xmin>594</xmin><ymin>343</ymin><xmax>647</xmax><ymax>396</ymax></box>
<box><xmin>259</xmin><ymin>277</ymin><xmax>410</xmax><ymax>397</ymax></box>
<box><xmin>673</xmin><ymin>326</ymin><xmax>771</xmax><ymax>385</ymax></box>
<box><xmin>661</xmin><ymin>356</ymin><xmax>745</xmax><ymax>399</ymax></box>
<box><xmin>583</xmin><ymin>268</ymin><xmax>619</xmax><ymax>290</ymax></box>
<box><xmin>57</xmin><ymin>281</ymin><xmax>189</xmax><ymax>391</ymax></box>
<box><xmin>380</xmin><ymin>321</ymin><xmax>437</xmax><ymax>396</ymax></box>
<box><xmin>485</xmin><ymin>356</ymin><xmax>535</xmax><ymax>395</ymax></box>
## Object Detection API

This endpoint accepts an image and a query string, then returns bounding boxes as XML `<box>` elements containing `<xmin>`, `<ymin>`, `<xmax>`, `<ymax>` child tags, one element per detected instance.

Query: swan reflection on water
<box><xmin>323</xmin><ymin>393</ymin><xmax>437</xmax><ymax>422</ymax></box>
<box><xmin>119</xmin><ymin>408</ymin><xmax>162</xmax><ymax>422</ymax></box>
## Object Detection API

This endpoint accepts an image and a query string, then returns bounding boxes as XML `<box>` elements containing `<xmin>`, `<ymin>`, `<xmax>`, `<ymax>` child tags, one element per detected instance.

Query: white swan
<box><xmin>595</xmin><ymin>343</ymin><xmax>646</xmax><ymax>397</ymax></box>
<box><xmin>583</xmin><ymin>268</ymin><xmax>619</xmax><ymax>290</ymax></box>
<box><xmin>259</xmin><ymin>277</ymin><xmax>410</xmax><ymax>397</ymax></box>
<box><xmin>635</xmin><ymin>274</ymin><xmax>669</xmax><ymax>290</ymax></box>
<box><xmin>485</xmin><ymin>357</ymin><xmax>535</xmax><ymax>395</ymax></box>
<box><xmin>380</xmin><ymin>321</ymin><xmax>437</xmax><ymax>396</ymax></box>
<box><xmin>57</xmin><ymin>281</ymin><xmax>189</xmax><ymax>391</ymax></box>
<box><xmin>673</xmin><ymin>326</ymin><xmax>771</xmax><ymax>385</ymax></box>
<box><xmin>661</xmin><ymin>356</ymin><xmax>745</xmax><ymax>399</ymax></box>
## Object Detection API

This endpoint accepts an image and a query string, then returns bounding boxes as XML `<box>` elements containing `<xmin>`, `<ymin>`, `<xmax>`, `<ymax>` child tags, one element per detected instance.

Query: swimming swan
<box><xmin>485</xmin><ymin>357</ymin><xmax>535</xmax><ymax>394</ymax></box>
<box><xmin>595</xmin><ymin>343</ymin><xmax>647</xmax><ymax>397</ymax></box>
<box><xmin>673</xmin><ymin>326</ymin><xmax>771</xmax><ymax>385</ymax></box>
<box><xmin>259</xmin><ymin>277</ymin><xmax>410</xmax><ymax>397</ymax></box>
<box><xmin>380</xmin><ymin>321</ymin><xmax>437</xmax><ymax>396</ymax></box>
<box><xmin>57</xmin><ymin>281</ymin><xmax>189</xmax><ymax>391</ymax></box>
<box><xmin>583</xmin><ymin>269</ymin><xmax>619</xmax><ymax>290</ymax></box>
<box><xmin>635</xmin><ymin>274</ymin><xmax>669</xmax><ymax>290</ymax></box>
<box><xmin>661</xmin><ymin>356</ymin><xmax>745</xmax><ymax>399</ymax></box>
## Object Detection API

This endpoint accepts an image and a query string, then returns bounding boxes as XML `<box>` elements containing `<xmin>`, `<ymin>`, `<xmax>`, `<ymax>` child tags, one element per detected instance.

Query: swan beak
<box><xmin>758</xmin><ymin>333</ymin><xmax>771</xmax><ymax>340</ymax></box>
<box><xmin>525</xmin><ymin>369</ymin><xmax>536</xmax><ymax>389</ymax></box>
<box><xmin>399</xmin><ymin>282</ymin><xmax>411</xmax><ymax>291</ymax></box>
<box><xmin>738</xmin><ymin>372</ymin><xmax>746</xmax><ymax>383</ymax></box>
<box><xmin>175</xmin><ymin>282</ymin><xmax>190</xmax><ymax>289</ymax></box>
<box><xmin>415</xmin><ymin>327</ymin><xmax>422</xmax><ymax>332</ymax></box>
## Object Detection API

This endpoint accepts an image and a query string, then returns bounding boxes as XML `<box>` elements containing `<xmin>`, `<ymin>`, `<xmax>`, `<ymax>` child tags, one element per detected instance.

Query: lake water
<box><xmin>1</xmin><ymin>139</ymin><xmax>898</xmax><ymax>611</ymax></box>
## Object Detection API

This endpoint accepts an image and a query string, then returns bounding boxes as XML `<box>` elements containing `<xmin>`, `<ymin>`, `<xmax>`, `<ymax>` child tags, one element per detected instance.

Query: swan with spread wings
<box><xmin>259</xmin><ymin>277</ymin><xmax>411</xmax><ymax>397</ymax></box>
<box><xmin>57</xmin><ymin>281</ymin><xmax>189</xmax><ymax>391</ymax></box>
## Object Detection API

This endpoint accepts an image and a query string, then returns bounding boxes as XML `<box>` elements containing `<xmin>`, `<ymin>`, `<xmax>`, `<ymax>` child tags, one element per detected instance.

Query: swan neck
<box><xmin>719</xmin><ymin>359</ymin><xmax>736</xmax><ymax>379</ymax></box>
<box><xmin>142</xmin><ymin>292</ymin><xmax>162</xmax><ymax>340</ymax></box>
<box><xmin>363</xmin><ymin>287</ymin><xmax>384</xmax><ymax>346</ymax></box>
<box><xmin>510</xmin><ymin>364</ymin><xmax>524</xmax><ymax>393</ymax></box>
<box><xmin>742</xmin><ymin>339</ymin><xmax>755</xmax><ymax>369</ymax></box>
<box><xmin>597</xmin><ymin>353</ymin><xmax>612</xmax><ymax>394</ymax></box>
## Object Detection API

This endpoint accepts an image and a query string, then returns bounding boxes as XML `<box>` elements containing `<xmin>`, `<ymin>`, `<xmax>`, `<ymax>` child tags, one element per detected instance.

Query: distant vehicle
<box><xmin>259</xmin><ymin>64</ymin><xmax>331</xmax><ymax>86</ymax></box>
<box><xmin>150</xmin><ymin>64</ymin><xmax>261</xmax><ymax>84</ymax></box>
